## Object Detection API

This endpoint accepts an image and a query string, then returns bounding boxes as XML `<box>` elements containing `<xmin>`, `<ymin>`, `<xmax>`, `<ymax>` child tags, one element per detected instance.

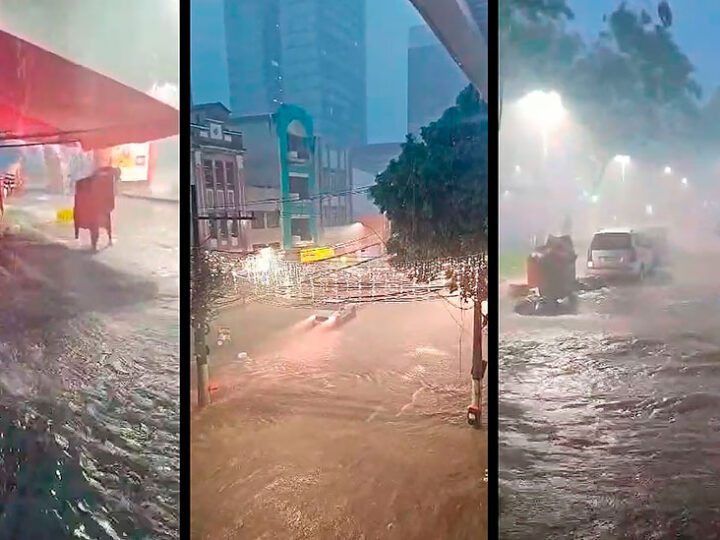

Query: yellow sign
<box><xmin>111</xmin><ymin>143</ymin><xmax>150</xmax><ymax>182</ymax></box>
<box><xmin>300</xmin><ymin>246</ymin><xmax>335</xmax><ymax>264</ymax></box>
<box><xmin>56</xmin><ymin>208</ymin><xmax>74</xmax><ymax>223</ymax></box>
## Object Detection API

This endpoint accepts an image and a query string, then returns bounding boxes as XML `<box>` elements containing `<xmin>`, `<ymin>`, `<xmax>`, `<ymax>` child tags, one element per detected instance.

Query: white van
<box><xmin>586</xmin><ymin>228</ymin><xmax>655</xmax><ymax>280</ymax></box>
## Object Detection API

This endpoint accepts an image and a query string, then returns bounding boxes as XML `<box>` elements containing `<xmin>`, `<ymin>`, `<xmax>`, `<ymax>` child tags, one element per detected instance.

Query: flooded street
<box><xmin>500</xmin><ymin>248</ymin><xmax>720</xmax><ymax>539</ymax></box>
<box><xmin>0</xmin><ymin>195</ymin><xmax>179</xmax><ymax>539</ymax></box>
<box><xmin>191</xmin><ymin>299</ymin><xmax>486</xmax><ymax>539</ymax></box>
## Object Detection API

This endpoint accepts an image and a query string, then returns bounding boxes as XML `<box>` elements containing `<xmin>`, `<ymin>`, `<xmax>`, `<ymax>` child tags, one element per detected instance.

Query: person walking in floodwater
<box><xmin>71</xmin><ymin>148</ymin><xmax>118</xmax><ymax>251</ymax></box>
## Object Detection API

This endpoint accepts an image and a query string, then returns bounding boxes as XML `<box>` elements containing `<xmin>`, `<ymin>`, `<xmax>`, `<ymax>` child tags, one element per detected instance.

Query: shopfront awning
<box><xmin>0</xmin><ymin>29</ymin><xmax>178</xmax><ymax>149</ymax></box>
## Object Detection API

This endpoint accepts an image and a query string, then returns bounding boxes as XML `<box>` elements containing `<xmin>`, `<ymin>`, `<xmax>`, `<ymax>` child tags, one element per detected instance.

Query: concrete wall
<box><xmin>244</xmin><ymin>185</ymin><xmax>283</xmax><ymax>249</ymax></box>
<box><xmin>233</xmin><ymin>116</ymin><xmax>281</xmax><ymax>189</ymax></box>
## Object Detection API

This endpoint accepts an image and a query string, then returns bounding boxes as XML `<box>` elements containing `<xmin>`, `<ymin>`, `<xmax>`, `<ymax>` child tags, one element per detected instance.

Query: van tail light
<box><xmin>587</xmin><ymin>248</ymin><xmax>592</xmax><ymax>262</ymax></box>
<box><xmin>628</xmin><ymin>248</ymin><xmax>637</xmax><ymax>263</ymax></box>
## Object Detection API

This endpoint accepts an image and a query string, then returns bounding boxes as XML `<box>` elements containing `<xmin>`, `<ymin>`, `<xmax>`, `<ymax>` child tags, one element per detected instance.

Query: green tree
<box><xmin>563</xmin><ymin>4</ymin><xmax>701</xmax><ymax>188</ymax></box>
<box><xmin>500</xmin><ymin>0</ymin><xmax>580</xmax><ymax>104</ymax></box>
<box><xmin>501</xmin><ymin>1</ymin><xmax>701</xmax><ymax>190</ymax></box>
<box><xmin>500</xmin><ymin>0</ymin><xmax>573</xmax><ymax>23</ymax></box>
<box><xmin>370</xmin><ymin>85</ymin><xmax>488</xmax><ymax>400</ymax></box>
<box><xmin>371</xmin><ymin>85</ymin><xmax>488</xmax><ymax>285</ymax></box>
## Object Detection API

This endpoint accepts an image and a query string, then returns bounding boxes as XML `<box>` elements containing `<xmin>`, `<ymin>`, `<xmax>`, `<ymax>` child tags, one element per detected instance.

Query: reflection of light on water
<box><xmin>414</xmin><ymin>346</ymin><xmax>446</xmax><ymax>358</ymax></box>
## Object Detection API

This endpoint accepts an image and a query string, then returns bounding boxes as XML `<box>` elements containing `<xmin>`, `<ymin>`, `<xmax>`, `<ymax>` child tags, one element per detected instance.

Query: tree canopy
<box><xmin>500</xmin><ymin>0</ymin><xmax>579</xmax><ymax>99</ymax></box>
<box><xmin>370</xmin><ymin>85</ymin><xmax>488</xmax><ymax>300</ymax></box>
<box><xmin>568</xmin><ymin>4</ymin><xmax>700</xmax><ymax>161</ymax></box>
<box><xmin>502</xmin><ymin>1</ymin><xmax>704</xmax><ymax>166</ymax></box>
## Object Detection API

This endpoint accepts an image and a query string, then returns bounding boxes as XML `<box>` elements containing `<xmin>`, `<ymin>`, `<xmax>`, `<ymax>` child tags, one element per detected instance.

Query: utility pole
<box><xmin>468</xmin><ymin>267</ymin><xmax>488</xmax><ymax>428</ymax></box>
<box><xmin>191</xmin><ymin>144</ymin><xmax>254</xmax><ymax>408</ymax></box>
<box><xmin>190</xmin><ymin>148</ymin><xmax>211</xmax><ymax>408</ymax></box>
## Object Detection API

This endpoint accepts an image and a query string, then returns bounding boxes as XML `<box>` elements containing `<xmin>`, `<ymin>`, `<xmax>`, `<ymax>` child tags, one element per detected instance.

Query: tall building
<box><xmin>231</xmin><ymin>104</ymin><xmax>353</xmax><ymax>252</ymax></box>
<box><xmin>224</xmin><ymin>0</ymin><xmax>366</xmax><ymax>149</ymax></box>
<box><xmin>407</xmin><ymin>24</ymin><xmax>469</xmax><ymax>137</ymax></box>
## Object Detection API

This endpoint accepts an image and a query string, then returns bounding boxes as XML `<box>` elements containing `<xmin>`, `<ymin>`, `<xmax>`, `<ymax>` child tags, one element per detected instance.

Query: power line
<box><xmin>239</xmin><ymin>185</ymin><xmax>372</xmax><ymax>208</ymax></box>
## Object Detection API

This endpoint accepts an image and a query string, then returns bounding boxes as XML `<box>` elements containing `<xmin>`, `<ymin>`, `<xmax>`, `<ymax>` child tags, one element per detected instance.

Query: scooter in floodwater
<box><xmin>513</xmin><ymin>235</ymin><xmax>579</xmax><ymax>316</ymax></box>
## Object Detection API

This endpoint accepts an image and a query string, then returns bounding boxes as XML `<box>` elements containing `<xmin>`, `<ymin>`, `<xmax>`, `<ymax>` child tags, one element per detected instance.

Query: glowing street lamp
<box><xmin>518</xmin><ymin>90</ymin><xmax>566</xmax><ymax>159</ymax></box>
<box><xmin>681</xmin><ymin>177</ymin><xmax>688</xmax><ymax>187</ymax></box>
<box><xmin>645</xmin><ymin>204</ymin><xmax>654</xmax><ymax>216</ymax></box>
<box><xmin>613</xmin><ymin>154</ymin><xmax>630</xmax><ymax>182</ymax></box>
<box><xmin>663</xmin><ymin>165</ymin><xmax>672</xmax><ymax>175</ymax></box>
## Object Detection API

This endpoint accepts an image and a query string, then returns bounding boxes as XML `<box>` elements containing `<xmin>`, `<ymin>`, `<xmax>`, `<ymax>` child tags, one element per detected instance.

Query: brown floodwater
<box><xmin>191</xmin><ymin>299</ymin><xmax>486</xmax><ymax>539</ymax></box>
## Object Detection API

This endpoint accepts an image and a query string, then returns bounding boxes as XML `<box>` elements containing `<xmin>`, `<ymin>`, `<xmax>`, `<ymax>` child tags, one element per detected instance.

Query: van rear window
<box><xmin>591</xmin><ymin>233</ymin><xmax>632</xmax><ymax>250</ymax></box>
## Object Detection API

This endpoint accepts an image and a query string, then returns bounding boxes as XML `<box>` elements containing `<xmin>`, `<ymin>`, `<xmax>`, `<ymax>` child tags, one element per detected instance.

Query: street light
<box><xmin>613</xmin><ymin>154</ymin><xmax>630</xmax><ymax>182</ymax></box>
<box><xmin>663</xmin><ymin>165</ymin><xmax>672</xmax><ymax>175</ymax></box>
<box><xmin>518</xmin><ymin>90</ymin><xmax>566</xmax><ymax>159</ymax></box>
<box><xmin>681</xmin><ymin>177</ymin><xmax>688</xmax><ymax>187</ymax></box>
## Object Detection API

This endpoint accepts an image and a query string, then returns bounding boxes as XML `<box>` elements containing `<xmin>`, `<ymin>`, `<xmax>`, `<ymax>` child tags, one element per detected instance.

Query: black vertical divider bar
<box><xmin>180</xmin><ymin>0</ymin><xmax>191</xmax><ymax>536</ymax></box>
<box><xmin>486</xmin><ymin>0</ymin><xmax>500</xmax><ymax>537</ymax></box>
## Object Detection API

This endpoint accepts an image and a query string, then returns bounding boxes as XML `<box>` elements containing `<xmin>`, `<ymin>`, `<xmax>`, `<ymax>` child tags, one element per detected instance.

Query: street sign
<box><xmin>300</xmin><ymin>246</ymin><xmax>335</xmax><ymax>264</ymax></box>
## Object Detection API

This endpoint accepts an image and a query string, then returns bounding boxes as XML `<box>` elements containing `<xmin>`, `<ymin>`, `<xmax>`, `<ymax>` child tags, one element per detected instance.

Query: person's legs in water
<box><xmin>90</xmin><ymin>225</ymin><xmax>99</xmax><ymax>251</ymax></box>
<box><xmin>106</xmin><ymin>213</ymin><xmax>113</xmax><ymax>246</ymax></box>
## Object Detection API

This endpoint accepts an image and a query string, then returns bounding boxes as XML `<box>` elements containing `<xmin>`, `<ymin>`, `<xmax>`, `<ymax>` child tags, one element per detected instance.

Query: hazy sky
<box><xmin>191</xmin><ymin>0</ymin><xmax>422</xmax><ymax>143</ymax></box>
<box><xmin>1</xmin><ymin>0</ymin><xmax>179</xmax><ymax>91</ymax></box>
<box><xmin>191</xmin><ymin>1</ymin><xmax>720</xmax><ymax>144</ymax></box>
<box><xmin>570</xmin><ymin>0</ymin><xmax>720</xmax><ymax>97</ymax></box>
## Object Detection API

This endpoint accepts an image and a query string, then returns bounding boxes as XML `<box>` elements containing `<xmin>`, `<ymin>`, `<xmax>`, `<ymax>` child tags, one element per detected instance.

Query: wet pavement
<box><xmin>191</xmin><ymin>299</ymin><xmax>486</xmax><ymax>539</ymax></box>
<box><xmin>0</xmin><ymin>193</ymin><xmax>179</xmax><ymax>539</ymax></box>
<box><xmin>499</xmin><ymin>247</ymin><xmax>720</xmax><ymax>539</ymax></box>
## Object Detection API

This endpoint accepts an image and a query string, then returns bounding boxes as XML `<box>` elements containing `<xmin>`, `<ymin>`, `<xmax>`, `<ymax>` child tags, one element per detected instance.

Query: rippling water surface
<box><xmin>0</xmin><ymin>312</ymin><xmax>178</xmax><ymax>539</ymax></box>
<box><xmin>500</xmin><ymin>253</ymin><xmax>720</xmax><ymax>539</ymax></box>
<box><xmin>0</xmin><ymin>207</ymin><xmax>179</xmax><ymax>539</ymax></box>
<box><xmin>192</xmin><ymin>300</ymin><xmax>486</xmax><ymax>539</ymax></box>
